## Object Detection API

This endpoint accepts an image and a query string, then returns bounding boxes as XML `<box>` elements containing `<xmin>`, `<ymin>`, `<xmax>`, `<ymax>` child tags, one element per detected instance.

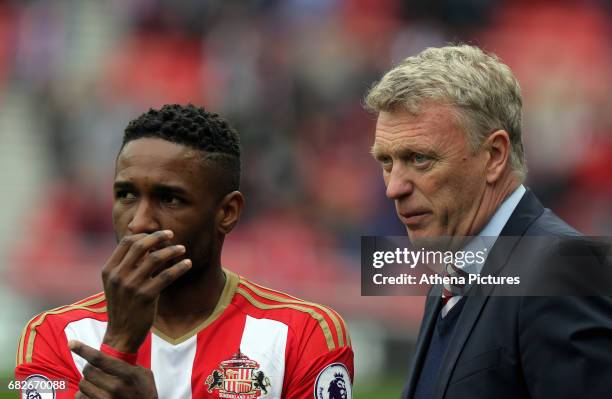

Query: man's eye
<box><xmin>412</xmin><ymin>153</ymin><xmax>432</xmax><ymax>166</ymax></box>
<box><xmin>160</xmin><ymin>194</ymin><xmax>182</xmax><ymax>205</ymax></box>
<box><xmin>378</xmin><ymin>156</ymin><xmax>392</xmax><ymax>169</ymax></box>
<box><xmin>116</xmin><ymin>191</ymin><xmax>136</xmax><ymax>200</ymax></box>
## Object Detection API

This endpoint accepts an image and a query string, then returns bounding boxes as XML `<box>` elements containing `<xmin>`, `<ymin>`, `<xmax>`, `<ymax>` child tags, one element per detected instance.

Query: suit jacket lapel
<box><xmin>403</xmin><ymin>285</ymin><xmax>442</xmax><ymax>398</ymax></box>
<box><xmin>432</xmin><ymin>189</ymin><xmax>545</xmax><ymax>399</ymax></box>
<box><xmin>480</xmin><ymin>190</ymin><xmax>545</xmax><ymax>277</ymax></box>
<box><xmin>498</xmin><ymin>190</ymin><xmax>544</xmax><ymax>237</ymax></box>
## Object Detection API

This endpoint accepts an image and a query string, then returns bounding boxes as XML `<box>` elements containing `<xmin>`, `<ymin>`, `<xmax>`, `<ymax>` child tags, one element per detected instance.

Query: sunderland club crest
<box><xmin>205</xmin><ymin>350</ymin><xmax>271</xmax><ymax>398</ymax></box>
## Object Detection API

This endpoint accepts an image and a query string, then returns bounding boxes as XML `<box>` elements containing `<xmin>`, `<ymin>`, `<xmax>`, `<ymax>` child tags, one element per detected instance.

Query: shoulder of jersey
<box><xmin>16</xmin><ymin>292</ymin><xmax>107</xmax><ymax>366</ymax></box>
<box><xmin>235</xmin><ymin>277</ymin><xmax>351</xmax><ymax>352</ymax></box>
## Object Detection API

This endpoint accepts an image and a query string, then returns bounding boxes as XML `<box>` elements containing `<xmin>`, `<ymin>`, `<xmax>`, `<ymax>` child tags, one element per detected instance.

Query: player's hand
<box><xmin>70</xmin><ymin>340</ymin><xmax>158</xmax><ymax>399</ymax></box>
<box><xmin>101</xmin><ymin>230</ymin><xmax>192</xmax><ymax>353</ymax></box>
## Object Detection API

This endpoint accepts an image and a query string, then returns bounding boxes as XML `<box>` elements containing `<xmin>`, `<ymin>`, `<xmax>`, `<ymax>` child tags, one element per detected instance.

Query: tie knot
<box><xmin>441</xmin><ymin>263</ymin><xmax>468</xmax><ymax>304</ymax></box>
<box><xmin>446</xmin><ymin>262</ymin><xmax>469</xmax><ymax>279</ymax></box>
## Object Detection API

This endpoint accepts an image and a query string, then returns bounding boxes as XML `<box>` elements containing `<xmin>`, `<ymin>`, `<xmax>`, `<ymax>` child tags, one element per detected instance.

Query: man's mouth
<box><xmin>398</xmin><ymin>210</ymin><xmax>432</xmax><ymax>226</ymax></box>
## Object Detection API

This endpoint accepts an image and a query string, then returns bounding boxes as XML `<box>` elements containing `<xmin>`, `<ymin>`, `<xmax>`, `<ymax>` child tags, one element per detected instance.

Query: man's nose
<box><xmin>127</xmin><ymin>200</ymin><xmax>160</xmax><ymax>234</ymax></box>
<box><xmin>385</xmin><ymin>165</ymin><xmax>414</xmax><ymax>200</ymax></box>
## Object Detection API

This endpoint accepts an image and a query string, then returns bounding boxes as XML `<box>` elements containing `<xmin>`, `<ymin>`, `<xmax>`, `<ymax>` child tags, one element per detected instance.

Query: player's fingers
<box><xmin>131</xmin><ymin>244</ymin><xmax>186</xmax><ymax>279</ymax></box>
<box><xmin>75</xmin><ymin>391</ymin><xmax>93</xmax><ymax>399</ymax></box>
<box><xmin>117</xmin><ymin>230</ymin><xmax>174</xmax><ymax>272</ymax></box>
<box><xmin>78</xmin><ymin>378</ymin><xmax>113</xmax><ymax>399</ymax></box>
<box><xmin>69</xmin><ymin>341</ymin><xmax>130</xmax><ymax>376</ymax></box>
<box><xmin>142</xmin><ymin>259</ymin><xmax>192</xmax><ymax>295</ymax></box>
<box><xmin>102</xmin><ymin>233</ymin><xmax>148</xmax><ymax>273</ymax></box>
<box><xmin>83</xmin><ymin>363</ymin><xmax>125</xmax><ymax>391</ymax></box>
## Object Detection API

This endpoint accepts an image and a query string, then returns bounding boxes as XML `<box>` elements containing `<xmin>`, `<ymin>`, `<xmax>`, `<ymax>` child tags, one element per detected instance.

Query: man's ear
<box><xmin>216</xmin><ymin>191</ymin><xmax>245</xmax><ymax>234</ymax></box>
<box><xmin>484</xmin><ymin>130</ymin><xmax>511</xmax><ymax>184</ymax></box>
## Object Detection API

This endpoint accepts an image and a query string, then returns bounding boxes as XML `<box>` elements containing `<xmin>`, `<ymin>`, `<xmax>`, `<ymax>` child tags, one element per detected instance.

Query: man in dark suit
<box><xmin>365</xmin><ymin>44</ymin><xmax>612</xmax><ymax>398</ymax></box>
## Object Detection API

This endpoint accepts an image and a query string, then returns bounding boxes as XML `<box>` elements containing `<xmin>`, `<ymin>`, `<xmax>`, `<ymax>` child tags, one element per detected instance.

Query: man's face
<box><xmin>112</xmin><ymin>138</ymin><xmax>219</xmax><ymax>272</ymax></box>
<box><xmin>372</xmin><ymin>104</ymin><xmax>489</xmax><ymax>239</ymax></box>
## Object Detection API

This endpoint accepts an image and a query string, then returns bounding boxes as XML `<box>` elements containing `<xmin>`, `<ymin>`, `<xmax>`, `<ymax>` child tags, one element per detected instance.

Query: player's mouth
<box><xmin>398</xmin><ymin>210</ymin><xmax>432</xmax><ymax>226</ymax></box>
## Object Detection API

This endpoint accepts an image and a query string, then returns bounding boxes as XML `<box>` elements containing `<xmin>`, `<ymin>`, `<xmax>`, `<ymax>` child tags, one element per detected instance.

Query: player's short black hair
<box><xmin>121</xmin><ymin>104</ymin><xmax>241</xmax><ymax>197</ymax></box>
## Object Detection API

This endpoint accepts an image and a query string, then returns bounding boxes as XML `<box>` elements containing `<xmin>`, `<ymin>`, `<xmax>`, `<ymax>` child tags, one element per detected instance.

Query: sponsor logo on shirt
<box><xmin>205</xmin><ymin>350</ymin><xmax>271</xmax><ymax>398</ymax></box>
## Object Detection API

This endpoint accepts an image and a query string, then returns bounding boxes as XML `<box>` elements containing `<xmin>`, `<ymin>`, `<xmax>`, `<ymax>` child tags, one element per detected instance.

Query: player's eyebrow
<box><xmin>113</xmin><ymin>181</ymin><xmax>135</xmax><ymax>191</ymax></box>
<box><xmin>113</xmin><ymin>181</ymin><xmax>189</xmax><ymax>196</ymax></box>
<box><xmin>151</xmin><ymin>184</ymin><xmax>189</xmax><ymax>197</ymax></box>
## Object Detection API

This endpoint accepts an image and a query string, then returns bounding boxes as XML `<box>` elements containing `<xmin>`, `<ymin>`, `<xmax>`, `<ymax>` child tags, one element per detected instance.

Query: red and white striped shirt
<box><xmin>15</xmin><ymin>269</ymin><xmax>353</xmax><ymax>399</ymax></box>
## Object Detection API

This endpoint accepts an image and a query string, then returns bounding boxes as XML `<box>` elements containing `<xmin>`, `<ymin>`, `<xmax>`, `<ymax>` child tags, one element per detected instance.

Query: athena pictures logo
<box><xmin>314</xmin><ymin>363</ymin><xmax>352</xmax><ymax>399</ymax></box>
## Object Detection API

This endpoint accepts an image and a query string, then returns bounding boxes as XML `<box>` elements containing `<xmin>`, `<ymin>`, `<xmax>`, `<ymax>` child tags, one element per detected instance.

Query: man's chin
<box><xmin>406</xmin><ymin>227</ymin><xmax>433</xmax><ymax>240</ymax></box>
<box><xmin>407</xmin><ymin>228</ymin><xmax>469</xmax><ymax>252</ymax></box>
<box><xmin>405</xmin><ymin>227</ymin><xmax>444</xmax><ymax>248</ymax></box>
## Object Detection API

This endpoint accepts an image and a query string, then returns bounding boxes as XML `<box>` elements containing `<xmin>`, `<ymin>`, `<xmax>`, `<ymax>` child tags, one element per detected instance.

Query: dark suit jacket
<box><xmin>401</xmin><ymin>190</ymin><xmax>612</xmax><ymax>399</ymax></box>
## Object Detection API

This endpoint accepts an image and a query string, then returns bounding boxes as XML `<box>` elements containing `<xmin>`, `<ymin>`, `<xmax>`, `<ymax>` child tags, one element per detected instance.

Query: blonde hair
<box><xmin>365</xmin><ymin>44</ymin><xmax>527</xmax><ymax>180</ymax></box>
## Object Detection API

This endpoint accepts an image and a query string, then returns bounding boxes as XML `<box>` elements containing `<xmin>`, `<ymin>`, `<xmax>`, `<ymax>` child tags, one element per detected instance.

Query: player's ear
<box><xmin>216</xmin><ymin>191</ymin><xmax>244</xmax><ymax>234</ymax></box>
<box><xmin>484</xmin><ymin>129</ymin><xmax>511</xmax><ymax>184</ymax></box>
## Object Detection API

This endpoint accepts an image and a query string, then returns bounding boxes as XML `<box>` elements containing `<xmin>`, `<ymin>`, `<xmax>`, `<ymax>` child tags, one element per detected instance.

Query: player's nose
<box><xmin>127</xmin><ymin>200</ymin><xmax>161</xmax><ymax>234</ymax></box>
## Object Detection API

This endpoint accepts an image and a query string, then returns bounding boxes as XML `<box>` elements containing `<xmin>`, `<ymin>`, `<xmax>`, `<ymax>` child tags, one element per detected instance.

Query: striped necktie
<box><xmin>441</xmin><ymin>263</ymin><xmax>469</xmax><ymax>317</ymax></box>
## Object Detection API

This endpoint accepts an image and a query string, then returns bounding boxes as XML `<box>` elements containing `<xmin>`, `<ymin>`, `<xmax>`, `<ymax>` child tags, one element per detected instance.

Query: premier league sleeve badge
<box><xmin>314</xmin><ymin>363</ymin><xmax>352</xmax><ymax>399</ymax></box>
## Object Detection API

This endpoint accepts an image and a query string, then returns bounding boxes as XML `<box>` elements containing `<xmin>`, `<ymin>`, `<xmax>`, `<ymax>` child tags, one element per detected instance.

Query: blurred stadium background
<box><xmin>0</xmin><ymin>0</ymin><xmax>611</xmax><ymax>397</ymax></box>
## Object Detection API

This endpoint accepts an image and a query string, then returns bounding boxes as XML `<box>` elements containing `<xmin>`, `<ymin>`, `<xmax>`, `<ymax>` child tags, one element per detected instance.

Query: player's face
<box><xmin>372</xmin><ymin>104</ymin><xmax>489</xmax><ymax>240</ymax></box>
<box><xmin>112</xmin><ymin>137</ymin><xmax>219</xmax><ymax>272</ymax></box>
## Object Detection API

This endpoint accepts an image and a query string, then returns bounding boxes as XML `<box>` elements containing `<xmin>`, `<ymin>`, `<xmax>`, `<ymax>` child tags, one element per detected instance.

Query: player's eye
<box><xmin>159</xmin><ymin>193</ymin><xmax>182</xmax><ymax>205</ymax></box>
<box><xmin>115</xmin><ymin>190</ymin><xmax>136</xmax><ymax>201</ymax></box>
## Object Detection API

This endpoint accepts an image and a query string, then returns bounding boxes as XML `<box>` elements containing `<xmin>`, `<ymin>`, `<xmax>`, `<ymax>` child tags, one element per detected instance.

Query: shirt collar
<box><xmin>461</xmin><ymin>184</ymin><xmax>526</xmax><ymax>274</ymax></box>
<box><xmin>478</xmin><ymin>184</ymin><xmax>526</xmax><ymax>239</ymax></box>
